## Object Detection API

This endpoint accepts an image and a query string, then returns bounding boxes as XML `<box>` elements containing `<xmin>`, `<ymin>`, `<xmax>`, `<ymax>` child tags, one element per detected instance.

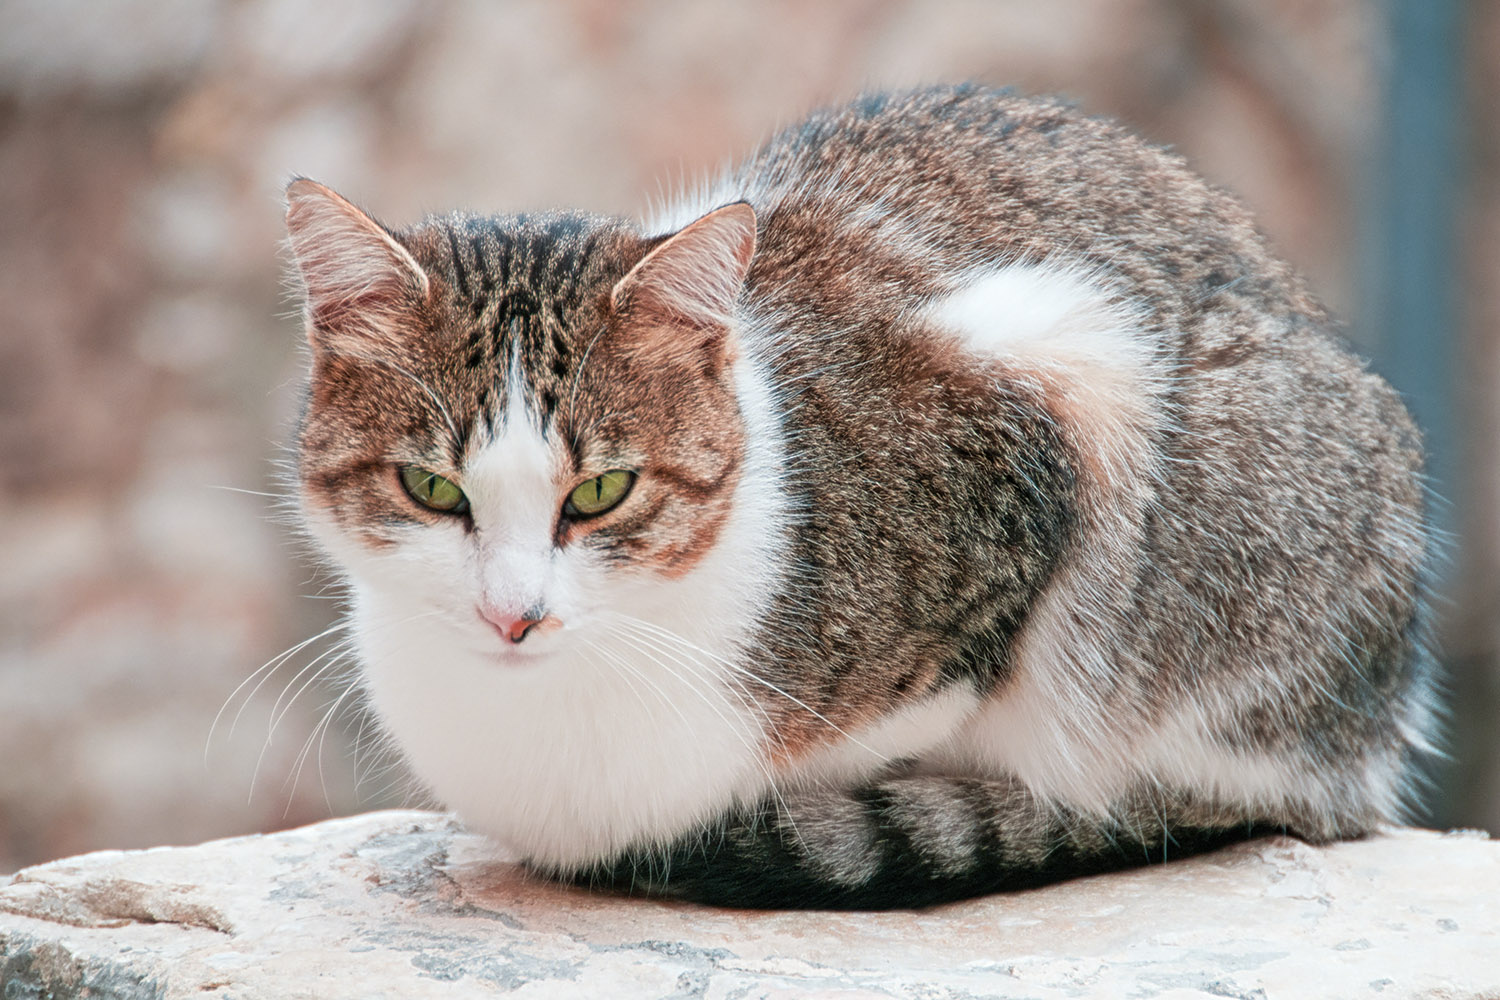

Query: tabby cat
<box><xmin>284</xmin><ymin>86</ymin><xmax>1435</xmax><ymax>909</ymax></box>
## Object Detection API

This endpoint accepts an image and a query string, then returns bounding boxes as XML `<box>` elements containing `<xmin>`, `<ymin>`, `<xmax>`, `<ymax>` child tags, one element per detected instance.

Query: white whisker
<box><xmin>610</xmin><ymin>612</ymin><xmax>890</xmax><ymax>765</ymax></box>
<box><xmin>582</xmin><ymin>634</ymin><xmax>696</xmax><ymax>732</ymax></box>
<box><xmin>229</xmin><ymin>608</ymin><xmax>443</xmax><ymax>807</ymax></box>
<box><xmin>284</xmin><ymin>681</ymin><xmax>360</xmax><ymax>818</ymax></box>
<box><xmin>207</xmin><ymin>618</ymin><xmax>351</xmax><ymax>760</ymax></box>
<box><xmin>600</xmin><ymin>618</ymin><xmax>799</xmax><ymax>836</ymax></box>
<box><xmin>206</xmin><ymin>484</ymin><xmax>290</xmax><ymax>500</ymax></box>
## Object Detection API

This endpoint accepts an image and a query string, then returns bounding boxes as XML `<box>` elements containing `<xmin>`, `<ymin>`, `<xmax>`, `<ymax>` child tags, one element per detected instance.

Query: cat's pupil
<box><xmin>399</xmin><ymin>466</ymin><xmax>467</xmax><ymax>514</ymax></box>
<box><xmin>565</xmin><ymin>470</ymin><xmax>634</xmax><ymax>518</ymax></box>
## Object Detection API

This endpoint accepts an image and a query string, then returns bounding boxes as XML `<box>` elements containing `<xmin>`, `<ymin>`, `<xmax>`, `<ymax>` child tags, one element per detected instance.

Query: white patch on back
<box><xmin>927</xmin><ymin>262</ymin><xmax>1164</xmax><ymax>498</ymax></box>
<box><xmin>932</xmin><ymin>263</ymin><xmax>1148</xmax><ymax>366</ymax></box>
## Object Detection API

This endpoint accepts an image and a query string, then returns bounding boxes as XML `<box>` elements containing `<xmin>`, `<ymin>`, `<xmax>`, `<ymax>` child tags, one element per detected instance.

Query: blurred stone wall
<box><xmin>0</xmin><ymin>0</ymin><xmax>1494</xmax><ymax>873</ymax></box>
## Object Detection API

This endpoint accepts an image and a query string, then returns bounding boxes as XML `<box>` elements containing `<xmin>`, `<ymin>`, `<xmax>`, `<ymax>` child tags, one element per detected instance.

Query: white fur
<box><xmin>778</xmin><ymin>685</ymin><xmax>982</xmax><ymax>792</ymax></box>
<box><xmin>930</xmin><ymin>263</ymin><xmax>1151</xmax><ymax>373</ymax></box>
<box><xmin>648</xmin><ymin>176</ymin><xmax>755</xmax><ymax>238</ymax></box>
<box><xmin>311</xmin><ymin>344</ymin><xmax>797</xmax><ymax>867</ymax></box>
<box><xmin>466</xmin><ymin>360</ymin><xmax>567</xmax><ymax>626</ymax></box>
<box><xmin>1144</xmin><ymin>704</ymin><xmax>1336</xmax><ymax>813</ymax></box>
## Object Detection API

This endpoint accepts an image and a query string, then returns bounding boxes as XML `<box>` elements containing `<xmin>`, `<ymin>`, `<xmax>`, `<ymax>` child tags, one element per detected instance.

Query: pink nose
<box><xmin>502</xmin><ymin>617</ymin><xmax>542</xmax><ymax>644</ymax></box>
<box><xmin>478</xmin><ymin>605</ymin><xmax>553</xmax><ymax>644</ymax></box>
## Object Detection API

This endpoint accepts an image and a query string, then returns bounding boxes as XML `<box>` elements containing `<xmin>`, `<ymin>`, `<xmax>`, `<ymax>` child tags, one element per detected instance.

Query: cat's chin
<box><xmin>480</xmin><ymin>644</ymin><xmax>563</xmax><ymax>670</ymax></box>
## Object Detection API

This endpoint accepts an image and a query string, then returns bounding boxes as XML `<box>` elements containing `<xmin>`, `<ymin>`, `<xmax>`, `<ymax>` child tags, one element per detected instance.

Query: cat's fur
<box><xmin>284</xmin><ymin>86</ymin><xmax>1435</xmax><ymax>909</ymax></box>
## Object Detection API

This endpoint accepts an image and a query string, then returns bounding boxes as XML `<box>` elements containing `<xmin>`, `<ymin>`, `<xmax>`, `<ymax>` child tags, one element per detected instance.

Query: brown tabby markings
<box><xmin>292</xmin><ymin>201</ymin><xmax>745</xmax><ymax>574</ymax></box>
<box><xmin>685</xmin><ymin>90</ymin><xmax>1426</xmax><ymax>789</ymax></box>
<box><xmin>567</xmin><ymin>304</ymin><xmax>745</xmax><ymax>574</ymax></box>
<box><xmin>287</xmin><ymin>86</ymin><xmax>1434</xmax><ymax>908</ymax></box>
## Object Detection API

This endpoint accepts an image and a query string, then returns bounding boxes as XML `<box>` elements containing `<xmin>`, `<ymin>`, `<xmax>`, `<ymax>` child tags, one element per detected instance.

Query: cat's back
<box><xmin>667</xmin><ymin>87</ymin><xmax>1288</xmax><ymax>330</ymax></box>
<box><xmin>704</xmin><ymin>84</ymin><xmax>1422</xmax><ymax>514</ymax></box>
<box><xmin>684</xmin><ymin>86</ymin><xmax>1431</xmax><ymax>830</ymax></box>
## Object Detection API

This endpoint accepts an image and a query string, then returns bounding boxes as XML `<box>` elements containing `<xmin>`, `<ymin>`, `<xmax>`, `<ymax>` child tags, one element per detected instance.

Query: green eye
<box><xmin>565</xmin><ymin>470</ymin><xmax>636</xmax><ymax>518</ymax></box>
<box><xmin>399</xmin><ymin>466</ymin><xmax>469</xmax><ymax>514</ymax></box>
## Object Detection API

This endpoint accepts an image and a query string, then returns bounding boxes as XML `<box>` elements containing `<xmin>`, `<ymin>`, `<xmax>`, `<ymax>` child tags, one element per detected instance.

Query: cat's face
<box><xmin>288</xmin><ymin>181</ymin><xmax>759</xmax><ymax>669</ymax></box>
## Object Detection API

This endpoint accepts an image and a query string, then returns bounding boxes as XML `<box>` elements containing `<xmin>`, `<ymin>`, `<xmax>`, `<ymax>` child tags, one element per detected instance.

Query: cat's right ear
<box><xmin>609</xmin><ymin>202</ymin><xmax>756</xmax><ymax>371</ymax></box>
<box><xmin>284</xmin><ymin>178</ymin><xmax>430</xmax><ymax>356</ymax></box>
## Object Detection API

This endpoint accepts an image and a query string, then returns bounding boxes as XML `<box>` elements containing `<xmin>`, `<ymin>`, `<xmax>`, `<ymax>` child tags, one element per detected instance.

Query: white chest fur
<box><xmin>337</xmin><ymin>347</ymin><xmax>795</xmax><ymax>866</ymax></box>
<box><xmin>353</xmin><ymin>581</ymin><xmax>772</xmax><ymax>865</ymax></box>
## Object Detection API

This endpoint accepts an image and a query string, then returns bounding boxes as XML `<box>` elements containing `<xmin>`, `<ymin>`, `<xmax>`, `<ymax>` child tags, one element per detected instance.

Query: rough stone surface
<box><xmin>0</xmin><ymin>811</ymin><xmax>1496</xmax><ymax>999</ymax></box>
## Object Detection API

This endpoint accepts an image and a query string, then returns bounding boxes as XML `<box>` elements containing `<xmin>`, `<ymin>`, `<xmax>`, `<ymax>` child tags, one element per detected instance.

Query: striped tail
<box><xmin>563</xmin><ymin>775</ymin><xmax>1276</xmax><ymax>909</ymax></box>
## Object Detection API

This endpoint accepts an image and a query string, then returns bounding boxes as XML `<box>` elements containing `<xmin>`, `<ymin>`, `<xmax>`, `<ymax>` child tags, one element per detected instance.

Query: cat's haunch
<box><xmin>284</xmin><ymin>85</ymin><xmax>1435</xmax><ymax>909</ymax></box>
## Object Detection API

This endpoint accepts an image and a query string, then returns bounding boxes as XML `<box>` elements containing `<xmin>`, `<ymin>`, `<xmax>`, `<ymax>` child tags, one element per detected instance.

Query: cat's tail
<box><xmin>562</xmin><ymin>775</ymin><xmax>1275</xmax><ymax>909</ymax></box>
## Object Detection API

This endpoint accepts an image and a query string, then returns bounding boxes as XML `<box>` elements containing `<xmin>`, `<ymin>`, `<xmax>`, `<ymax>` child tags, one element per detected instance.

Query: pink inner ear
<box><xmin>285</xmin><ymin>179</ymin><xmax>429</xmax><ymax>347</ymax></box>
<box><xmin>612</xmin><ymin>202</ymin><xmax>757</xmax><ymax>331</ymax></box>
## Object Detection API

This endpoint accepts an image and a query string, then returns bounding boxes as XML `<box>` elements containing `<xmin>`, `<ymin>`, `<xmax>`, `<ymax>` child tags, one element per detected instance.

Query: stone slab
<box><xmin>1</xmin><ymin>810</ymin><xmax>1496</xmax><ymax>998</ymax></box>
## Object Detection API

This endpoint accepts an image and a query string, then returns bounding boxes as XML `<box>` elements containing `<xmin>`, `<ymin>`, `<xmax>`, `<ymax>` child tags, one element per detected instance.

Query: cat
<box><xmin>283</xmin><ymin>85</ymin><xmax>1436</xmax><ymax>909</ymax></box>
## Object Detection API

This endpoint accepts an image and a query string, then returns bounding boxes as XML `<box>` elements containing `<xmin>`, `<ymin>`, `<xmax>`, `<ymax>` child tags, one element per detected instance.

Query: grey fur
<box><xmin>289</xmin><ymin>86</ymin><xmax>1436</xmax><ymax>909</ymax></box>
<box><xmin>582</xmin><ymin>87</ymin><xmax>1435</xmax><ymax>906</ymax></box>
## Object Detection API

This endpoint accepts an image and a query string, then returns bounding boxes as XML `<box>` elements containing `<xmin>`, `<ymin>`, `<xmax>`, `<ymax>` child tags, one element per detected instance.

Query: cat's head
<box><xmin>284</xmin><ymin>180</ymin><xmax>760</xmax><ymax>667</ymax></box>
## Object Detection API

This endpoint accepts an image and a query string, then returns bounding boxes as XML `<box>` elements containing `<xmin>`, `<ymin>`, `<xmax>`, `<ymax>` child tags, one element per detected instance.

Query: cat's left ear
<box><xmin>284</xmin><ymin>178</ymin><xmax>430</xmax><ymax>356</ymax></box>
<box><xmin>610</xmin><ymin>203</ymin><xmax>756</xmax><ymax>367</ymax></box>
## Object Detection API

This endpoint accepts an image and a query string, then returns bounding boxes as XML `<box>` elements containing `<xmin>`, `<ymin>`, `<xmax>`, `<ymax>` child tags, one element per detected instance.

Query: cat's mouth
<box><xmin>487</xmin><ymin>646</ymin><xmax>556</xmax><ymax>669</ymax></box>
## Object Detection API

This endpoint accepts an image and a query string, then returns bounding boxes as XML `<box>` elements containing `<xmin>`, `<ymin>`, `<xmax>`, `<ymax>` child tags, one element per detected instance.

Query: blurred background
<box><xmin>1</xmin><ymin>0</ymin><xmax>1495</xmax><ymax>873</ymax></box>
